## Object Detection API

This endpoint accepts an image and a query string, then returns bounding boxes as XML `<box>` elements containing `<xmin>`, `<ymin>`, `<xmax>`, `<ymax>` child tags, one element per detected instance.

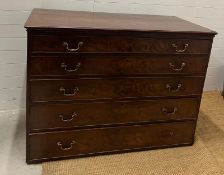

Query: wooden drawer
<box><xmin>30</xmin><ymin>55</ymin><xmax>209</xmax><ymax>76</ymax></box>
<box><xmin>29</xmin><ymin>121</ymin><xmax>195</xmax><ymax>161</ymax></box>
<box><xmin>30</xmin><ymin>77</ymin><xmax>204</xmax><ymax>102</ymax></box>
<box><xmin>30</xmin><ymin>98</ymin><xmax>198</xmax><ymax>131</ymax></box>
<box><xmin>31</xmin><ymin>35</ymin><xmax>210</xmax><ymax>54</ymax></box>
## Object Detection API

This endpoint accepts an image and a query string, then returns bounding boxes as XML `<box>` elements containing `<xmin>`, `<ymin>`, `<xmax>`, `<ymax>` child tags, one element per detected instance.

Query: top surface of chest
<box><xmin>25</xmin><ymin>8</ymin><xmax>216</xmax><ymax>35</ymax></box>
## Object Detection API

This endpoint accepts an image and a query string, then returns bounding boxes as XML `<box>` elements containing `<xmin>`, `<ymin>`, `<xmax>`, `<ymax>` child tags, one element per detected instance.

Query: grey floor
<box><xmin>0</xmin><ymin>110</ymin><xmax>41</xmax><ymax>175</ymax></box>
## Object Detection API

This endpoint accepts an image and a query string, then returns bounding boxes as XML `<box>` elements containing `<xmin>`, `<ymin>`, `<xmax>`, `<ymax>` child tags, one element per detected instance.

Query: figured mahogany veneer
<box><xmin>31</xmin><ymin>55</ymin><xmax>209</xmax><ymax>76</ymax></box>
<box><xmin>30</xmin><ymin>98</ymin><xmax>199</xmax><ymax>131</ymax></box>
<box><xmin>30</xmin><ymin>77</ymin><xmax>204</xmax><ymax>102</ymax></box>
<box><xmin>25</xmin><ymin>9</ymin><xmax>216</xmax><ymax>164</ymax></box>
<box><xmin>31</xmin><ymin>35</ymin><xmax>211</xmax><ymax>54</ymax></box>
<box><xmin>29</xmin><ymin>121</ymin><xmax>195</xmax><ymax>162</ymax></box>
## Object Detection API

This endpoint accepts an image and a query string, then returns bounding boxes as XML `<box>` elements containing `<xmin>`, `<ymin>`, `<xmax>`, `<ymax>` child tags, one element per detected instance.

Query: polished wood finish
<box><xmin>30</xmin><ymin>77</ymin><xmax>204</xmax><ymax>102</ymax></box>
<box><xmin>29</xmin><ymin>121</ymin><xmax>195</xmax><ymax>162</ymax></box>
<box><xmin>31</xmin><ymin>35</ymin><xmax>211</xmax><ymax>54</ymax></box>
<box><xmin>31</xmin><ymin>55</ymin><xmax>209</xmax><ymax>76</ymax></box>
<box><xmin>25</xmin><ymin>9</ymin><xmax>216</xmax><ymax>164</ymax></box>
<box><xmin>30</xmin><ymin>98</ymin><xmax>198</xmax><ymax>131</ymax></box>
<box><xmin>25</xmin><ymin>9</ymin><xmax>216</xmax><ymax>34</ymax></box>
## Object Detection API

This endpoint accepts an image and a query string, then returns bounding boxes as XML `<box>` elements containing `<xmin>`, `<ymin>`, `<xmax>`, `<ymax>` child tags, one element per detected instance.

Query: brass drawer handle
<box><xmin>61</xmin><ymin>62</ymin><xmax>81</xmax><ymax>72</ymax></box>
<box><xmin>57</xmin><ymin>140</ymin><xmax>76</xmax><ymax>151</ymax></box>
<box><xmin>172</xmin><ymin>43</ymin><xmax>189</xmax><ymax>53</ymax></box>
<box><xmin>169</xmin><ymin>131</ymin><xmax>174</xmax><ymax>136</ymax></box>
<box><xmin>162</xmin><ymin>107</ymin><xmax>178</xmax><ymax>115</ymax></box>
<box><xmin>60</xmin><ymin>87</ymin><xmax>79</xmax><ymax>96</ymax></box>
<box><xmin>58</xmin><ymin>112</ymin><xmax>78</xmax><ymax>122</ymax></box>
<box><xmin>166</xmin><ymin>83</ymin><xmax>182</xmax><ymax>92</ymax></box>
<box><xmin>169</xmin><ymin>62</ymin><xmax>186</xmax><ymax>72</ymax></box>
<box><xmin>62</xmin><ymin>41</ymin><xmax>83</xmax><ymax>52</ymax></box>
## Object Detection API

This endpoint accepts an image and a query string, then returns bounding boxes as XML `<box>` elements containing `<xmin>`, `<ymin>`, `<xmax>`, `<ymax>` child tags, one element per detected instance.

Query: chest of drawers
<box><xmin>25</xmin><ymin>8</ymin><xmax>216</xmax><ymax>163</ymax></box>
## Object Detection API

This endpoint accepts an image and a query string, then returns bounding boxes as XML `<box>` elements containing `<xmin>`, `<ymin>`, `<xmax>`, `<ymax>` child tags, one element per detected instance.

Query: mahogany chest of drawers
<box><xmin>25</xmin><ymin>8</ymin><xmax>216</xmax><ymax>163</ymax></box>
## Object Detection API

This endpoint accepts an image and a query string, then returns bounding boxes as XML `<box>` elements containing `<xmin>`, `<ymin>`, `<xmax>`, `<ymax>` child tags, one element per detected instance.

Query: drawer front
<box><xmin>30</xmin><ymin>77</ymin><xmax>204</xmax><ymax>102</ymax></box>
<box><xmin>30</xmin><ymin>55</ymin><xmax>209</xmax><ymax>76</ymax></box>
<box><xmin>29</xmin><ymin>121</ymin><xmax>195</xmax><ymax>161</ymax></box>
<box><xmin>30</xmin><ymin>98</ymin><xmax>198</xmax><ymax>131</ymax></box>
<box><xmin>31</xmin><ymin>35</ymin><xmax>210</xmax><ymax>54</ymax></box>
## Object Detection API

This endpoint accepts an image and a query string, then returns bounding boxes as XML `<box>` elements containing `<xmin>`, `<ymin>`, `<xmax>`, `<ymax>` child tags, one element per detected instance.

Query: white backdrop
<box><xmin>0</xmin><ymin>0</ymin><xmax>224</xmax><ymax>111</ymax></box>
